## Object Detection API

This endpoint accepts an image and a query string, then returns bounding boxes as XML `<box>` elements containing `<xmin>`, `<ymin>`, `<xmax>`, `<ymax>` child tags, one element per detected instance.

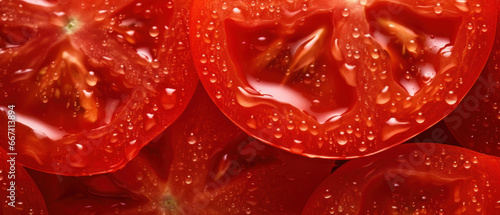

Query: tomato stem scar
<box><xmin>64</xmin><ymin>18</ymin><xmax>79</xmax><ymax>34</ymax></box>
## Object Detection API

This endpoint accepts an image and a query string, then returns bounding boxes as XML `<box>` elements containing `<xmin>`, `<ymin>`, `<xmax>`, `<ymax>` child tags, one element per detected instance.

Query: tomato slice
<box><xmin>28</xmin><ymin>85</ymin><xmax>334</xmax><ymax>214</ymax></box>
<box><xmin>444</xmin><ymin>12</ymin><xmax>500</xmax><ymax>157</ymax></box>
<box><xmin>302</xmin><ymin>143</ymin><xmax>500</xmax><ymax>214</ymax></box>
<box><xmin>190</xmin><ymin>0</ymin><xmax>496</xmax><ymax>158</ymax></box>
<box><xmin>0</xmin><ymin>0</ymin><xmax>198</xmax><ymax>175</ymax></box>
<box><xmin>1</xmin><ymin>149</ymin><xmax>48</xmax><ymax>214</ymax></box>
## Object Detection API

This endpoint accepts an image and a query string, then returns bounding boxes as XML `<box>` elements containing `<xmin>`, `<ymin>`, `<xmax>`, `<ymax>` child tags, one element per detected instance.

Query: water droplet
<box><xmin>42</xmin><ymin>95</ymin><xmax>49</xmax><ymax>103</ymax></box>
<box><xmin>415</xmin><ymin>112</ymin><xmax>425</xmax><ymax>123</ymax></box>
<box><xmin>185</xmin><ymin>175</ymin><xmax>193</xmax><ymax>184</ymax></box>
<box><xmin>329</xmin><ymin>207</ymin><xmax>335</xmax><ymax>214</ymax></box>
<box><xmin>464</xmin><ymin>160</ymin><xmax>471</xmax><ymax>169</ymax></box>
<box><xmin>209</xmin><ymin>74</ymin><xmax>217</xmax><ymax>83</ymax></box>
<box><xmin>481</xmin><ymin>25</ymin><xmax>488</xmax><ymax>33</ymax></box>
<box><xmin>352</xmin><ymin>28</ymin><xmax>360</xmax><ymax>38</ymax></box>
<box><xmin>290</xmin><ymin>139</ymin><xmax>305</xmax><ymax>153</ymax></box>
<box><xmin>434</xmin><ymin>3</ymin><xmax>443</xmax><ymax>15</ymax></box>
<box><xmin>445</xmin><ymin>91</ymin><xmax>458</xmax><ymax>105</ymax></box>
<box><xmin>358</xmin><ymin>143</ymin><xmax>367</xmax><ymax>152</ymax></box>
<box><xmin>371</xmin><ymin>49</ymin><xmax>380</xmax><ymax>59</ymax></box>
<box><xmin>200</xmin><ymin>55</ymin><xmax>208</xmax><ymax>64</ymax></box>
<box><xmin>136</xmin><ymin>172</ymin><xmax>143</xmax><ymax>180</ymax></box>
<box><xmin>323</xmin><ymin>190</ymin><xmax>332</xmax><ymax>199</ymax></box>
<box><xmin>207</xmin><ymin>22</ymin><xmax>215</xmax><ymax>31</ymax></box>
<box><xmin>299</xmin><ymin>121</ymin><xmax>309</xmax><ymax>131</ymax></box>
<box><xmin>274</xmin><ymin>128</ymin><xmax>283</xmax><ymax>139</ymax></box>
<box><xmin>342</xmin><ymin>8</ymin><xmax>350</xmax><ymax>17</ymax></box>
<box><xmin>472</xmin><ymin>156</ymin><xmax>479</xmax><ymax>164</ymax></box>
<box><xmin>93</xmin><ymin>10</ymin><xmax>107</xmax><ymax>21</ymax></box>
<box><xmin>366</xmin><ymin>131</ymin><xmax>375</xmax><ymax>140</ymax></box>
<box><xmin>188</xmin><ymin>133</ymin><xmax>197</xmax><ymax>144</ymax></box>
<box><xmin>1</xmin><ymin>13</ymin><xmax>8</xmax><ymax>21</ymax></box>
<box><xmin>337</xmin><ymin>132</ymin><xmax>348</xmax><ymax>145</ymax></box>
<box><xmin>149</xmin><ymin>26</ymin><xmax>160</xmax><ymax>37</ymax></box>
<box><xmin>376</xmin><ymin>86</ymin><xmax>391</xmax><ymax>104</ymax></box>
<box><xmin>407</xmin><ymin>40</ymin><xmax>417</xmax><ymax>53</ymax></box>
<box><xmin>161</xmin><ymin>88</ymin><xmax>177</xmax><ymax>109</ymax></box>
<box><xmin>85</xmin><ymin>71</ymin><xmax>98</xmax><ymax>86</ymax></box>
<box><xmin>473</xmin><ymin>4</ymin><xmax>482</xmax><ymax>13</ymax></box>
<box><xmin>247</xmin><ymin>115</ymin><xmax>257</xmax><ymax>129</ymax></box>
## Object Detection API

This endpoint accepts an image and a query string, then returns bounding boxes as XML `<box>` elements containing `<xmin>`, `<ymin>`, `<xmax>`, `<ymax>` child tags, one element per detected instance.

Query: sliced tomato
<box><xmin>190</xmin><ymin>0</ymin><xmax>497</xmax><ymax>159</ymax></box>
<box><xmin>302</xmin><ymin>143</ymin><xmax>500</xmax><ymax>214</ymax></box>
<box><xmin>0</xmin><ymin>0</ymin><xmax>198</xmax><ymax>175</ymax></box>
<box><xmin>1</xmin><ymin>149</ymin><xmax>48</xmax><ymax>214</ymax></box>
<box><xmin>28</xmin><ymin>85</ymin><xmax>334</xmax><ymax>214</ymax></box>
<box><xmin>444</xmin><ymin>11</ymin><xmax>500</xmax><ymax>157</ymax></box>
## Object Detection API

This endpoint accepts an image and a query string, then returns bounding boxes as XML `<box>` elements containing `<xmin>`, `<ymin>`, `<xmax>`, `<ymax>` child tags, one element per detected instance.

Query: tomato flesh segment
<box><xmin>226</xmin><ymin>12</ymin><xmax>357</xmax><ymax>123</ymax></box>
<box><xmin>0</xmin><ymin>0</ymin><xmax>198</xmax><ymax>175</ymax></box>
<box><xmin>367</xmin><ymin>2</ymin><xmax>461</xmax><ymax>96</ymax></box>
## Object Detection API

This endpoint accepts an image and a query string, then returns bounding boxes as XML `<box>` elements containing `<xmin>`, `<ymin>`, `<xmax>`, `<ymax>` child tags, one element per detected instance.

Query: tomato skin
<box><xmin>28</xmin><ymin>84</ymin><xmax>335</xmax><ymax>214</ymax></box>
<box><xmin>444</xmin><ymin>12</ymin><xmax>500</xmax><ymax>157</ymax></box>
<box><xmin>0</xmin><ymin>0</ymin><xmax>198</xmax><ymax>175</ymax></box>
<box><xmin>302</xmin><ymin>143</ymin><xmax>500</xmax><ymax>215</ymax></box>
<box><xmin>190</xmin><ymin>0</ymin><xmax>497</xmax><ymax>159</ymax></box>
<box><xmin>0</xmin><ymin>149</ymin><xmax>48</xmax><ymax>215</ymax></box>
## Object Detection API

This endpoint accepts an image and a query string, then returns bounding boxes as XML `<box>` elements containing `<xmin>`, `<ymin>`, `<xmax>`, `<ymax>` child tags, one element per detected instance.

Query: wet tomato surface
<box><xmin>27</xmin><ymin>85</ymin><xmax>335</xmax><ymax>214</ymax></box>
<box><xmin>190</xmin><ymin>0</ymin><xmax>496</xmax><ymax>158</ymax></box>
<box><xmin>445</xmin><ymin>11</ymin><xmax>500</xmax><ymax>157</ymax></box>
<box><xmin>0</xmin><ymin>0</ymin><xmax>198</xmax><ymax>175</ymax></box>
<box><xmin>302</xmin><ymin>143</ymin><xmax>500</xmax><ymax>214</ymax></box>
<box><xmin>0</xmin><ymin>0</ymin><xmax>499</xmax><ymax>214</ymax></box>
